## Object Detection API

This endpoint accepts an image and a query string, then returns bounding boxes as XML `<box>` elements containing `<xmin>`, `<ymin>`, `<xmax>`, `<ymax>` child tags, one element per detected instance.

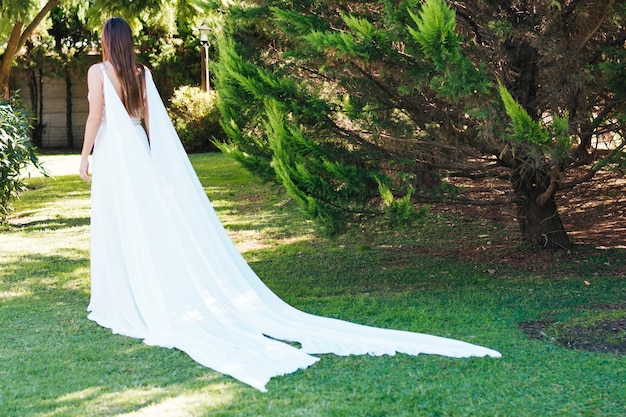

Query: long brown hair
<box><xmin>101</xmin><ymin>17</ymin><xmax>145</xmax><ymax>117</ymax></box>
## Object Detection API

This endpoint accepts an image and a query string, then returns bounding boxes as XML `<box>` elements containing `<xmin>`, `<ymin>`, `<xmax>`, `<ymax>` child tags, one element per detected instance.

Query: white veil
<box><xmin>87</xmin><ymin>68</ymin><xmax>500</xmax><ymax>392</ymax></box>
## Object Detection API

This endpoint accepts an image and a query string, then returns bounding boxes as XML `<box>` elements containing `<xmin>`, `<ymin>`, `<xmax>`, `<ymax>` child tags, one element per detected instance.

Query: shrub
<box><xmin>0</xmin><ymin>96</ymin><xmax>44</xmax><ymax>221</ymax></box>
<box><xmin>167</xmin><ymin>86</ymin><xmax>226</xmax><ymax>152</ymax></box>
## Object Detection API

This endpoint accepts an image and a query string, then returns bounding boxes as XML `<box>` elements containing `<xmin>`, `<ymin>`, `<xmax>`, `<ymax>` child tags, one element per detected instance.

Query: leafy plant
<box><xmin>0</xmin><ymin>95</ymin><xmax>44</xmax><ymax>221</ymax></box>
<box><xmin>167</xmin><ymin>85</ymin><xmax>226</xmax><ymax>152</ymax></box>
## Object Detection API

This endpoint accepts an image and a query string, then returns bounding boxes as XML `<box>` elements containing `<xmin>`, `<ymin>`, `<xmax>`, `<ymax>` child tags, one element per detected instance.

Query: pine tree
<box><xmin>212</xmin><ymin>0</ymin><xmax>625</xmax><ymax>247</ymax></box>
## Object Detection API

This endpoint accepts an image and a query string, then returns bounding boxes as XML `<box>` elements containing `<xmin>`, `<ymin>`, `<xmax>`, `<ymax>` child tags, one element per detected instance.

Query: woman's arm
<box><xmin>79</xmin><ymin>64</ymin><xmax>104</xmax><ymax>183</ymax></box>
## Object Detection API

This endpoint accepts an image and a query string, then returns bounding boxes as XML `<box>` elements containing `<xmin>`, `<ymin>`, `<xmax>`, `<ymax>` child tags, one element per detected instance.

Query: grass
<box><xmin>1</xmin><ymin>152</ymin><xmax>625</xmax><ymax>417</ymax></box>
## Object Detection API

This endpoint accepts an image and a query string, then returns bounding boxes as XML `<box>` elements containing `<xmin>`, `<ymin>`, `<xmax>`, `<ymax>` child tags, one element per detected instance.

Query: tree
<box><xmin>48</xmin><ymin>3</ymin><xmax>98</xmax><ymax>148</ymax></box>
<box><xmin>0</xmin><ymin>0</ymin><xmax>62</xmax><ymax>98</ymax></box>
<box><xmin>213</xmin><ymin>0</ymin><xmax>625</xmax><ymax>247</ymax></box>
<box><xmin>0</xmin><ymin>0</ymin><xmax>209</xmax><ymax>98</ymax></box>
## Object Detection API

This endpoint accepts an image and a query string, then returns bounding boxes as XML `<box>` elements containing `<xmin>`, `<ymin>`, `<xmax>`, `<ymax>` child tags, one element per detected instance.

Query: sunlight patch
<box><xmin>231</xmin><ymin>231</ymin><xmax>315</xmax><ymax>254</ymax></box>
<box><xmin>56</xmin><ymin>386</ymin><xmax>103</xmax><ymax>402</ymax></box>
<box><xmin>117</xmin><ymin>385</ymin><xmax>235</xmax><ymax>416</ymax></box>
<box><xmin>0</xmin><ymin>289</ymin><xmax>31</xmax><ymax>300</ymax></box>
<box><xmin>0</xmin><ymin>231</ymin><xmax>90</xmax><ymax>257</ymax></box>
<box><xmin>72</xmin><ymin>386</ymin><xmax>167</xmax><ymax>415</ymax></box>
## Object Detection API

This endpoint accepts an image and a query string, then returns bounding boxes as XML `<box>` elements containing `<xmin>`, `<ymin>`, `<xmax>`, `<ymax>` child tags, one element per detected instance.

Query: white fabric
<box><xmin>88</xmin><ymin>67</ymin><xmax>501</xmax><ymax>392</ymax></box>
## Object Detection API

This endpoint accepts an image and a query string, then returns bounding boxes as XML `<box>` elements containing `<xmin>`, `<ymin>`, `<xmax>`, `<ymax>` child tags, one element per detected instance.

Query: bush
<box><xmin>0</xmin><ymin>96</ymin><xmax>43</xmax><ymax>221</ymax></box>
<box><xmin>167</xmin><ymin>86</ymin><xmax>226</xmax><ymax>152</ymax></box>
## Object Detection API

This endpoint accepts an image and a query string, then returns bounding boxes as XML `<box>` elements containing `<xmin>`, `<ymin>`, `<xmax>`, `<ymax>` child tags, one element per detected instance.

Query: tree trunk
<box><xmin>515</xmin><ymin>194</ymin><xmax>570</xmax><ymax>248</ymax></box>
<box><xmin>28</xmin><ymin>67</ymin><xmax>43</xmax><ymax>147</ymax></box>
<box><xmin>65</xmin><ymin>70</ymin><xmax>74</xmax><ymax>148</ymax></box>
<box><xmin>37</xmin><ymin>67</ymin><xmax>44</xmax><ymax>146</ymax></box>
<box><xmin>511</xmin><ymin>169</ymin><xmax>571</xmax><ymax>249</ymax></box>
<box><xmin>0</xmin><ymin>23</ymin><xmax>24</xmax><ymax>99</ymax></box>
<box><xmin>0</xmin><ymin>0</ymin><xmax>61</xmax><ymax>97</ymax></box>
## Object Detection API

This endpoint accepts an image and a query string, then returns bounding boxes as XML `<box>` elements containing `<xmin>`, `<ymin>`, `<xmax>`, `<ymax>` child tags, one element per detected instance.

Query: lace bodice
<box><xmin>101</xmin><ymin>106</ymin><xmax>142</xmax><ymax>126</ymax></box>
<box><xmin>88</xmin><ymin>63</ymin><xmax>143</xmax><ymax>126</ymax></box>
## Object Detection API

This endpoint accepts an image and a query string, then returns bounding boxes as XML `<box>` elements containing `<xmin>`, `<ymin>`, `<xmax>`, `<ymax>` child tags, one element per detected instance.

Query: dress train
<box><xmin>88</xmin><ymin>67</ymin><xmax>500</xmax><ymax>392</ymax></box>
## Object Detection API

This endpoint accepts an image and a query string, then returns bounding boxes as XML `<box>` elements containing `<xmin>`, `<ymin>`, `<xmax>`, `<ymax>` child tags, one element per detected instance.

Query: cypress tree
<box><xmin>213</xmin><ymin>0</ymin><xmax>625</xmax><ymax>247</ymax></box>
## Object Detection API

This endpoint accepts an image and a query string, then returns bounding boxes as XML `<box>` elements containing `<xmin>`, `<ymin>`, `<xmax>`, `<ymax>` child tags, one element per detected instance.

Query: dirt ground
<box><xmin>430</xmin><ymin>170</ymin><xmax>626</xmax><ymax>355</ymax></box>
<box><xmin>431</xmin><ymin>170</ymin><xmax>626</xmax><ymax>260</ymax></box>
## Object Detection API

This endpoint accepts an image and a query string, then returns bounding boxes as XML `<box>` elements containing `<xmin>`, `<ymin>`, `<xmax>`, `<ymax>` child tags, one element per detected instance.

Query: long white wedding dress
<box><xmin>87</xmin><ymin>65</ymin><xmax>500</xmax><ymax>392</ymax></box>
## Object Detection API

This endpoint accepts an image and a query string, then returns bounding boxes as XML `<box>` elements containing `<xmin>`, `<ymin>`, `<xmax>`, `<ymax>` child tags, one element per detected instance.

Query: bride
<box><xmin>79</xmin><ymin>17</ymin><xmax>500</xmax><ymax>392</ymax></box>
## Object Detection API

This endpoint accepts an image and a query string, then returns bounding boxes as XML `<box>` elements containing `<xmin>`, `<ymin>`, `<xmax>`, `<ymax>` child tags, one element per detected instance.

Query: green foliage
<box><xmin>497</xmin><ymin>81</ymin><xmax>578</xmax><ymax>189</ymax></box>
<box><xmin>598</xmin><ymin>38</ymin><xmax>626</xmax><ymax>104</ymax></box>
<box><xmin>213</xmin><ymin>36</ymin><xmax>276</xmax><ymax>179</ymax></box>
<box><xmin>487</xmin><ymin>19</ymin><xmax>513</xmax><ymax>39</ymax></box>
<box><xmin>498</xmin><ymin>81</ymin><xmax>549</xmax><ymax>146</ymax></box>
<box><xmin>215</xmin><ymin>17</ymin><xmax>429</xmax><ymax>233</ymax></box>
<box><xmin>264</xmin><ymin>100</ymin><xmax>379</xmax><ymax>234</ymax></box>
<box><xmin>408</xmin><ymin>0</ymin><xmax>490</xmax><ymax>100</ymax></box>
<box><xmin>408</xmin><ymin>0</ymin><xmax>457</xmax><ymax>61</ymax></box>
<box><xmin>215</xmin><ymin>0</ymin><xmax>624</xmax><ymax>245</ymax></box>
<box><xmin>85</xmin><ymin>0</ymin><xmax>165</xmax><ymax>28</ymax></box>
<box><xmin>0</xmin><ymin>0</ymin><xmax>37</xmax><ymax>36</ymax></box>
<box><xmin>0</xmin><ymin>96</ymin><xmax>44</xmax><ymax>221</ymax></box>
<box><xmin>49</xmin><ymin>3</ymin><xmax>96</xmax><ymax>56</ymax></box>
<box><xmin>548</xmin><ymin>112</ymin><xmax>573</xmax><ymax>163</ymax></box>
<box><xmin>134</xmin><ymin>1</ymin><xmax>219</xmax><ymax>99</ymax></box>
<box><xmin>377</xmin><ymin>179</ymin><xmax>428</xmax><ymax>226</ymax></box>
<box><xmin>498</xmin><ymin>81</ymin><xmax>576</xmax><ymax>167</ymax></box>
<box><xmin>168</xmin><ymin>86</ymin><xmax>225</xmax><ymax>152</ymax></box>
<box><xmin>215</xmin><ymin>2</ymin><xmax>442</xmax><ymax>233</ymax></box>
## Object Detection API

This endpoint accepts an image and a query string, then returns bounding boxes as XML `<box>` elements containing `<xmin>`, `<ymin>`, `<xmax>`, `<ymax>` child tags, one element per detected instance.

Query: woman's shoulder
<box><xmin>88</xmin><ymin>62</ymin><xmax>105</xmax><ymax>78</ymax></box>
<box><xmin>89</xmin><ymin>62</ymin><xmax>105</xmax><ymax>71</ymax></box>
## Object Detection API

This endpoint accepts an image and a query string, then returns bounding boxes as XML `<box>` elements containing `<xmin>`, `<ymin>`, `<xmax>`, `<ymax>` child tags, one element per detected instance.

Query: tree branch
<box><xmin>558</xmin><ymin>168</ymin><xmax>597</xmax><ymax>192</ymax></box>
<box><xmin>451</xmin><ymin>2</ymin><xmax>485</xmax><ymax>45</ymax></box>
<box><xmin>0</xmin><ymin>0</ymin><xmax>61</xmax><ymax>97</ymax></box>
<box><xmin>374</xmin><ymin>133</ymin><xmax>466</xmax><ymax>152</ymax></box>
<box><xmin>575</xmin><ymin>0</ymin><xmax>615</xmax><ymax>56</ymax></box>
<box><xmin>447</xmin><ymin>170</ymin><xmax>509</xmax><ymax>181</ymax></box>
<box><xmin>560</xmin><ymin>141</ymin><xmax>626</xmax><ymax>191</ymax></box>
<box><xmin>576</xmin><ymin>99</ymin><xmax>623</xmax><ymax>158</ymax></box>
<box><xmin>18</xmin><ymin>0</ymin><xmax>62</xmax><ymax>50</ymax></box>
<box><xmin>413</xmin><ymin>194</ymin><xmax>512</xmax><ymax>206</ymax></box>
<box><xmin>536</xmin><ymin>165</ymin><xmax>560</xmax><ymax>207</ymax></box>
<box><xmin>0</xmin><ymin>22</ymin><xmax>24</xmax><ymax>98</ymax></box>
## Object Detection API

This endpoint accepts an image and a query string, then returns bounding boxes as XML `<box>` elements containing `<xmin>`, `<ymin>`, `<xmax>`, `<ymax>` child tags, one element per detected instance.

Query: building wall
<box><xmin>11</xmin><ymin>55</ymin><xmax>99</xmax><ymax>149</ymax></box>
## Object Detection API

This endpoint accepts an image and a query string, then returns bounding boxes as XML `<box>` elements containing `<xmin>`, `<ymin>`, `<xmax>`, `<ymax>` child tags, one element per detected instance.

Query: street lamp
<box><xmin>198</xmin><ymin>22</ymin><xmax>210</xmax><ymax>93</ymax></box>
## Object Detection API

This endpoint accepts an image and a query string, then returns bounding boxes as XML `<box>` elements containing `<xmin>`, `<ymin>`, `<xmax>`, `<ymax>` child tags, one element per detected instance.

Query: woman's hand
<box><xmin>79</xmin><ymin>158</ymin><xmax>91</xmax><ymax>183</ymax></box>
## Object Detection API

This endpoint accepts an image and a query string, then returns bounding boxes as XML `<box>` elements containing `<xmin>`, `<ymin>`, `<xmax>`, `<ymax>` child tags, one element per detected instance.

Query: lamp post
<box><xmin>198</xmin><ymin>23</ymin><xmax>210</xmax><ymax>93</ymax></box>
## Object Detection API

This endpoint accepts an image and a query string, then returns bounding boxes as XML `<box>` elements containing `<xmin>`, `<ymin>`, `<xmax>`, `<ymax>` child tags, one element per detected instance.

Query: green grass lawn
<box><xmin>1</xmin><ymin>153</ymin><xmax>624</xmax><ymax>417</ymax></box>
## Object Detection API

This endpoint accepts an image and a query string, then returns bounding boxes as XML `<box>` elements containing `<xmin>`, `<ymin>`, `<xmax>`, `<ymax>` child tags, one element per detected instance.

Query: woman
<box><xmin>79</xmin><ymin>17</ymin><xmax>500</xmax><ymax>392</ymax></box>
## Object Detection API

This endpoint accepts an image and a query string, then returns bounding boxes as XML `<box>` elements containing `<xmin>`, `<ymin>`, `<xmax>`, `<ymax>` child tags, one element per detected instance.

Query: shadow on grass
<box><xmin>0</xmin><ymin>250</ymin><xmax>90</xmax><ymax>296</ymax></box>
<box><xmin>9</xmin><ymin>216</ymin><xmax>91</xmax><ymax>232</ymax></box>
